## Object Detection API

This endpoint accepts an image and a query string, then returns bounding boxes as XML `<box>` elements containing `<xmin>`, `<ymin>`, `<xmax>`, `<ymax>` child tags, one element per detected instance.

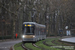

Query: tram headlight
<box><xmin>33</xmin><ymin>35</ymin><xmax>35</xmax><ymax>38</ymax></box>
<box><xmin>22</xmin><ymin>35</ymin><xmax>25</xmax><ymax>38</ymax></box>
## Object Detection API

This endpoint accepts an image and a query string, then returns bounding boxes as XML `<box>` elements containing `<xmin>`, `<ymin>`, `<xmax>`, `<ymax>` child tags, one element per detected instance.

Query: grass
<box><xmin>14</xmin><ymin>42</ymin><xmax>24</xmax><ymax>50</ymax></box>
<box><xmin>55</xmin><ymin>40</ymin><xmax>68</xmax><ymax>45</ymax></box>
<box><xmin>25</xmin><ymin>43</ymin><xmax>41</xmax><ymax>50</ymax></box>
<box><xmin>35</xmin><ymin>40</ymin><xmax>61</xmax><ymax>50</ymax></box>
<box><xmin>14</xmin><ymin>38</ymin><xmax>75</xmax><ymax>50</ymax></box>
<box><xmin>46</xmin><ymin>38</ymin><xmax>57</xmax><ymax>46</ymax></box>
<box><xmin>45</xmin><ymin>38</ymin><xmax>75</xmax><ymax>50</ymax></box>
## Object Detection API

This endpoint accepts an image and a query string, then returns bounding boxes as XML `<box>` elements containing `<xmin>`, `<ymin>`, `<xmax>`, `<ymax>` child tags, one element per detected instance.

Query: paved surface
<box><xmin>0</xmin><ymin>39</ymin><xmax>21</xmax><ymax>50</ymax></box>
<box><xmin>61</xmin><ymin>37</ymin><xmax>75</xmax><ymax>43</ymax></box>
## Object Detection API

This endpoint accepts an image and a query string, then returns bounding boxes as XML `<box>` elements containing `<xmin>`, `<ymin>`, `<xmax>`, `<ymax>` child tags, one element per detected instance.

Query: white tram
<box><xmin>22</xmin><ymin>22</ymin><xmax>46</xmax><ymax>43</ymax></box>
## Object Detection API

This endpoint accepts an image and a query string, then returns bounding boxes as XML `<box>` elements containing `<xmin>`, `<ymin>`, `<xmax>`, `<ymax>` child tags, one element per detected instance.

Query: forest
<box><xmin>0</xmin><ymin>0</ymin><xmax>75</xmax><ymax>39</ymax></box>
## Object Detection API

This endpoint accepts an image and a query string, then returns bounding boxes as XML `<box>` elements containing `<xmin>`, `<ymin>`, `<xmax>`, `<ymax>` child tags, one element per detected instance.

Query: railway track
<box><xmin>32</xmin><ymin>43</ymin><xmax>47</xmax><ymax>50</ymax></box>
<box><xmin>32</xmin><ymin>43</ymin><xmax>40</xmax><ymax>48</ymax></box>
<box><xmin>43</xmin><ymin>40</ymin><xmax>66</xmax><ymax>50</ymax></box>
<box><xmin>21</xmin><ymin>43</ymin><xmax>41</xmax><ymax>50</ymax></box>
<box><xmin>21</xmin><ymin>43</ymin><xmax>43</xmax><ymax>50</ymax></box>
<box><xmin>21</xmin><ymin>40</ymin><xmax>62</xmax><ymax>50</ymax></box>
<box><xmin>21</xmin><ymin>43</ymin><xmax>29</xmax><ymax>50</ymax></box>
<box><xmin>21</xmin><ymin>40</ymin><xmax>48</xmax><ymax>50</ymax></box>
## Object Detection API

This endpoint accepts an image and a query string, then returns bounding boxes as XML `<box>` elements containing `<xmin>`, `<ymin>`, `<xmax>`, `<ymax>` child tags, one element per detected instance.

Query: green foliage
<box><xmin>36</xmin><ymin>40</ymin><xmax>61</xmax><ymax>50</ymax></box>
<box><xmin>45</xmin><ymin>38</ymin><xmax>75</xmax><ymax>50</ymax></box>
<box><xmin>25</xmin><ymin>43</ymin><xmax>41</xmax><ymax>50</ymax></box>
<box><xmin>14</xmin><ymin>42</ymin><xmax>24</xmax><ymax>50</ymax></box>
<box><xmin>14</xmin><ymin>38</ymin><xmax>75</xmax><ymax>50</ymax></box>
<box><xmin>0</xmin><ymin>35</ymin><xmax>12</xmax><ymax>40</ymax></box>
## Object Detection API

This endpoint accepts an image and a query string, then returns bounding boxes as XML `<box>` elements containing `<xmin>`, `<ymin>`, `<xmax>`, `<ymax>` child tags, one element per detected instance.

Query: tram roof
<box><xmin>23</xmin><ymin>22</ymin><xmax>45</xmax><ymax>27</ymax></box>
<box><xmin>23</xmin><ymin>22</ymin><xmax>36</xmax><ymax>24</ymax></box>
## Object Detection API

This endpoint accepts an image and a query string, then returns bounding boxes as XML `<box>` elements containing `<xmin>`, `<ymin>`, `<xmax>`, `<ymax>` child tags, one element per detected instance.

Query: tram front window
<box><xmin>24</xmin><ymin>27</ymin><xmax>34</xmax><ymax>35</ymax></box>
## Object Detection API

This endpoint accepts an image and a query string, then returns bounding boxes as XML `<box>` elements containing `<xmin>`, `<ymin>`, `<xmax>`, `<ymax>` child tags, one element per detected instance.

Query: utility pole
<box><xmin>45</xmin><ymin>4</ymin><xmax>48</xmax><ymax>36</ymax></box>
<box><xmin>1</xmin><ymin>0</ymin><xmax>5</xmax><ymax>40</ymax></box>
<box><xmin>2</xmin><ymin>16</ymin><xmax>4</xmax><ymax>40</ymax></box>
<box><xmin>39</xmin><ymin>13</ymin><xmax>41</xmax><ymax>24</ymax></box>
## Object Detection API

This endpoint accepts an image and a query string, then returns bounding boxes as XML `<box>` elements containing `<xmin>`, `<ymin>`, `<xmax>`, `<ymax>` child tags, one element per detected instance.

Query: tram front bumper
<box><xmin>22</xmin><ymin>38</ymin><xmax>36</xmax><ymax>41</ymax></box>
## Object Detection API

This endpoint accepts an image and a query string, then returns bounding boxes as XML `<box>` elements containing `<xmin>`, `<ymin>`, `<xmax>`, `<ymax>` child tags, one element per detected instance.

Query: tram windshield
<box><xmin>23</xmin><ymin>27</ymin><xmax>34</xmax><ymax>35</ymax></box>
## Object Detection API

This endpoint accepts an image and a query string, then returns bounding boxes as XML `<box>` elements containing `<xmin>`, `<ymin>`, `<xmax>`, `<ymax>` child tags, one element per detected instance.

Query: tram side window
<box><xmin>43</xmin><ymin>28</ymin><xmax>44</xmax><ymax>35</ymax></box>
<box><xmin>41</xmin><ymin>28</ymin><xmax>43</xmax><ymax>35</ymax></box>
<box><xmin>38</xmin><ymin>28</ymin><xmax>39</xmax><ymax>35</ymax></box>
<box><xmin>44</xmin><ymin>29</ymin><xmax>46</xmax><ymax>35</ymax></box>
<box><xmin>37</xmin><ymin>28</ymin><xmax>38</xmax><ymax>35</ymax></box>
<box><xmin>39</xmin><ymin>28</ymin><xmax>40</xmax><ymax>35</ymax></box>
<box><xmin>36</xmin><ymin>27</ymin><xmax>38</xmax><ymax>35</ymax></box>
<box><xmin>43</xmin><ymin>29</ymin><xmax>44</xmax><ymax>35</ymax></box>
<box><xmin>35</xmin><ymin>28</ymin><xmax>37</xmax><ymax>35</ymax></box>
<box><xmin>42</xmin><ymin>29</ymin><xmax>44</xmax><ymax>35</ymax></box>
<box><xmin>39</xmin><ymin>29</ymin><xmax>40</xmax><ymax>35</ymax></box>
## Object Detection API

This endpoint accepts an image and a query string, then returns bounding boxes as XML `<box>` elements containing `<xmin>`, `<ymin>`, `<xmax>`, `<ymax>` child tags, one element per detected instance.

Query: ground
<box><xmin>0</xmin><ymin>39</ymin><xmax>21</xmax><ymax>50</ymax></box>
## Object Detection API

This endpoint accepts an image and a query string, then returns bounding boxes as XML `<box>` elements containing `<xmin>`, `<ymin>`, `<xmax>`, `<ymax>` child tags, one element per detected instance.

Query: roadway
<box><xmin>0</xmin><ymin>39</ymin><xmax>21</xmax><ymax>50</ymax></box>
<box><xmin>61</xmin><ymin>37</ymin><xmax>75</xmax><ymax>43</ymax></box>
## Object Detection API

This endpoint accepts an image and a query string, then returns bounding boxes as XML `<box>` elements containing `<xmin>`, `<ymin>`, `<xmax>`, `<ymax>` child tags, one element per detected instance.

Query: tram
<box><xmin>22</xmin><ymin>22</ymin><xmax>46</xmax><ymax>43</ymax></box>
